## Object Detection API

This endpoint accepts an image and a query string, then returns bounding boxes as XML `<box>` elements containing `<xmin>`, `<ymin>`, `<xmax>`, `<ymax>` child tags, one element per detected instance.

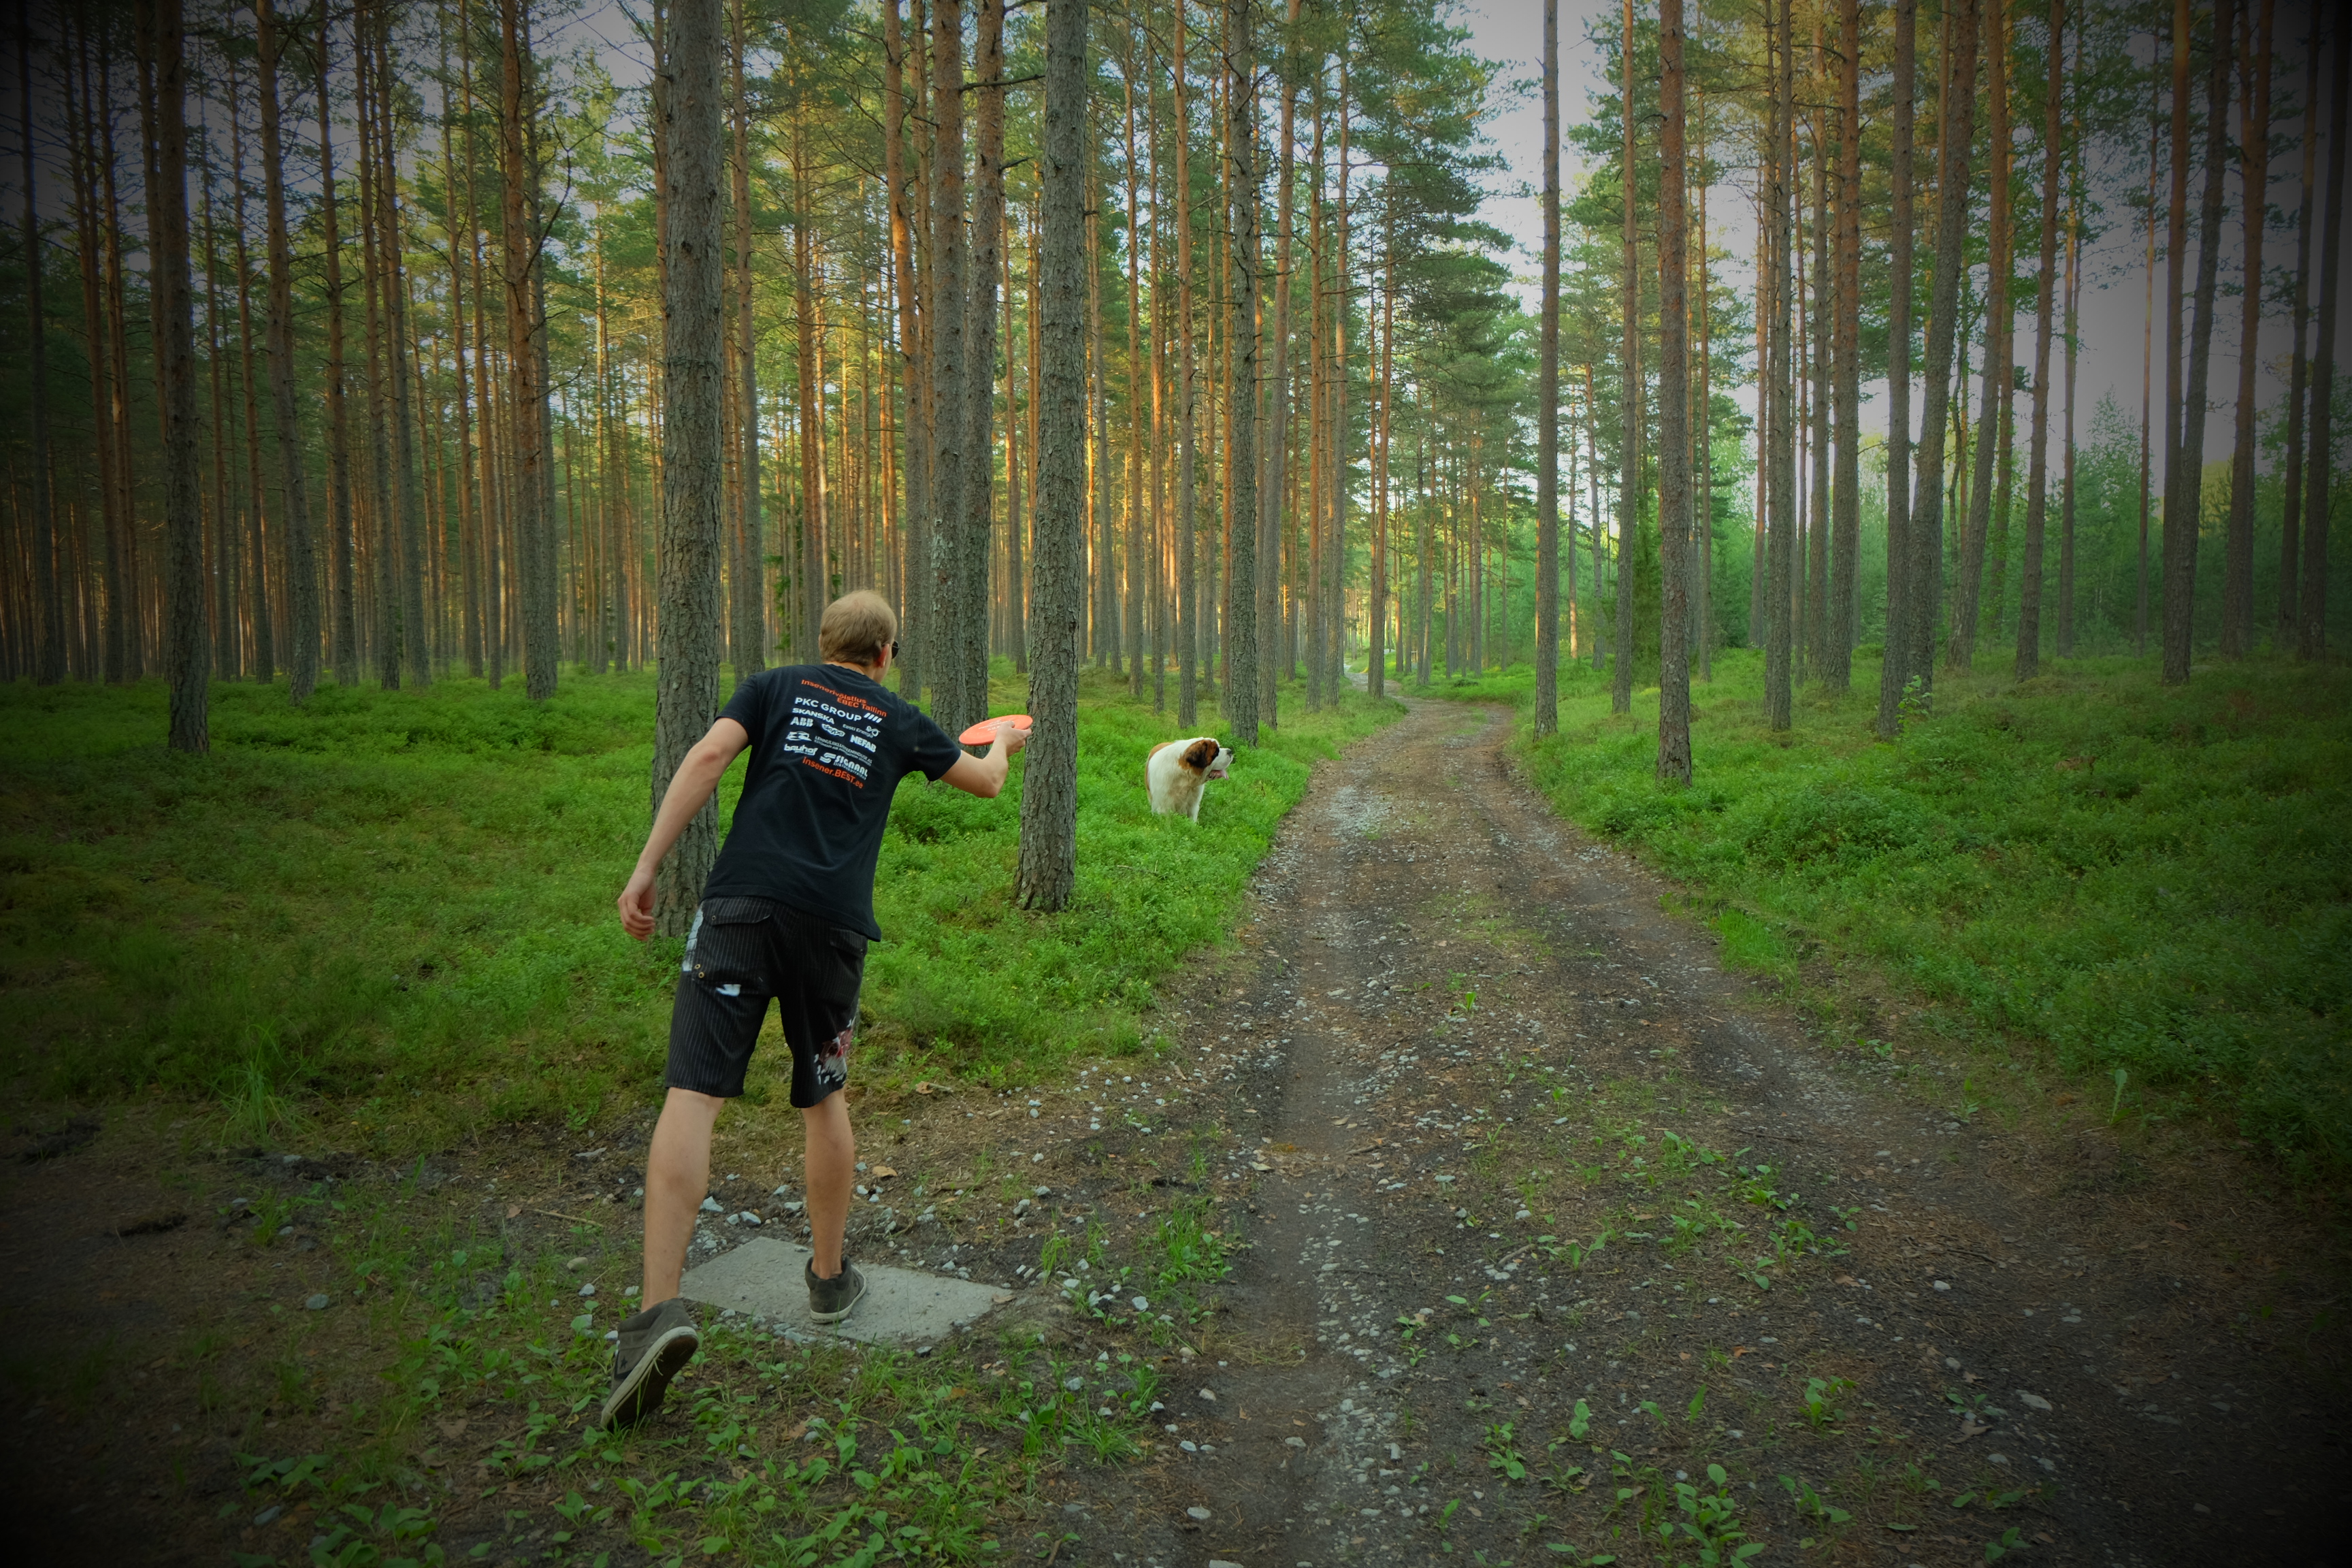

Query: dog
<box><xmin>1147</xmin><ymin>736</ymin><xmax>1233</xmax><ymax>821</ymax></box>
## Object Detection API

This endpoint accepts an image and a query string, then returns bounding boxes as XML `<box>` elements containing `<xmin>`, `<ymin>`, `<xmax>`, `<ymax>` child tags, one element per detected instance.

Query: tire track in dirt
<box><xmin>1068</xmin><ymin>696</ymin><xmax>2332</xmax><ymax>1568</ymax></box>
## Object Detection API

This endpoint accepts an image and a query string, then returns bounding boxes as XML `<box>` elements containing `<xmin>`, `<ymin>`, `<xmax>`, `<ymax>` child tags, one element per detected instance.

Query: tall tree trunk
<box><xmin>2163</xmin><ymin>0</ymin><xmax>2234</xmax><ymax>685</ymax></box>
<box><xmin>881</xmin><ymin>0</ymin><xmax>927</xmax><ymax>697</ymax></box>
<box><xmin>259</xmin><ymin>0</ymin><xmax>319</xmax><ymax>702</ymax></box>
<box><xmin>1175</xmin><ymin>0</ymin><xmax>1200</xmax><ymax>726</ymax></box>
<box><xmin>1657</xmin><ymin>0</ymin><xmax>1693</xmax><ymax>785</ymax></box>
<box><xmin>653</xmin><ymin>0</ymin><xmax>725</xmax><ymax>934</ymax></box>
<box><xmin>1806</xmin><ymin>95</ymin><xmax>1829</xmax><ymax>682</ymax></box>
<box><xmin>1614</xmin><ymin>0</ymin><xmax>1640</xmax><ymax>717</ymax></box>
<box><xmin>2016</xmin><ymin>0</ymin><xmax>2065</xmax><ymax>681</ymax></box>
<box><xmin>1535</xmin><ymin>0</ymin><xmax>1561</xmax><ymax>736</ymax></box>
<box><xmin>20</xmin><ymin>10</ymin><xmax>62</xmax><ymax>686</ymax></box>
<box><xmin>1827</xmin><ymin>0</ymin><xmax>1860</xmax><ymax>692</ymax></box>
<box><xmin>1905</xmin><ymin>0</ymin><xmax>1978</xmax><ymax>713</ymax></box>
<box><xmin>1259</xmin><ymin>0</ymin><xmax>1303</xmax><ymax>730</ymax></box>
<box><xmin>1951</xmin><ymin>0</ymin><xmax>2010</xmax><ymax>670</ymax></box>
<box><xmin>959</xmin><ymin>0</ymin><xmax>1005</xmax><ymax>730</ymax></box>
<box><xmin>2222</xmin><ymin>0</ymin><xmax>2273</xmax><ymax>658</ymax></box>
<box><xmin>2058</xmin><ymin>19</ymin><xmax>2081</xmax><ymax>657</ymax></box>
<box><xmin>500</xmin><ymin>0</ymin><xmax>555</xmax><ymax>698</ymax></box>
<box><xmin>229</xmin><ymin>65</ymin><xmax>275</xmax><ymax>685</ymax></box>
<box><xmin>2298</xmin><ymin>17</ymin><xmax>2348</xmax><ymax>659</ymax></box>
<box><xmin>928</xmin><ymin>0</ymin><xmax>970</xmax><ymax>721</ymax></box>
<box><xmin>146</xmin><ymin>0</ymin><xmax>206</xmax><ymax>751</ymax></box>
<box><xmin>1224</xmin><ymin>0</ymin><xmax>1262</xmax><ymax>746</ymax></box>
<box><xmin>316</xmin><ymin>22</ymin><xmax>359</xmax><ymax>686</ymax></box>
<box><xmin>730</xmin><ymin>0</ymin><xmax>766</xmax><ymax>681</ymax></box>
<box><xmin>373</xmin><ymin>10</ymin><xmax>427</xmax><ymax>687</ymax></box>
<box><xmin>2278</xmin><ymin>23</ymin><xmax>2321</xmax><ymax>639</ymax></box>
<box><xmin>1765</xmin><ymin>0</ymin><xmax>1796</xmax><ymax>730</ymax></box>
<box><xmin>1018</xmin><ymin>0</ymin><xmax>1088</xmax><ymax>913</ymax></box>
<box><xmin>2137</xmin><ymin>114</ymin><xmax>2157</xmax><ymax>655</ymax></box>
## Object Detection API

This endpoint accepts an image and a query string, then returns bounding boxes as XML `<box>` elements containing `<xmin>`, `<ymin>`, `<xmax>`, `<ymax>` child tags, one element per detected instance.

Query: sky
<box><xmin>1454</xmin><ymin>0</ymin><xmax>2348</xmax><ymax>479</ymax></box>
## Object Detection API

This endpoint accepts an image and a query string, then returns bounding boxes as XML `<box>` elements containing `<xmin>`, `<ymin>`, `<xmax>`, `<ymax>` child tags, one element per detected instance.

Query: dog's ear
<box><xmin>1184</xmin><ymin>738</ymin><xmax>1218</xmax><ymax>771</ymax></box>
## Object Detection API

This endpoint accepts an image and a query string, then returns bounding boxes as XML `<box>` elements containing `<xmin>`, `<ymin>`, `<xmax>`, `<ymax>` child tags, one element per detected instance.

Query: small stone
<box><xmin>1285</xmin><ymin>1436</ymin><xmax>1307</xmax><ymax>1449</ymax></box>
<box><xmin>1188</xmin><ymin>1506</ymin><xmax>1213</xmax><ymax>1520</ymax></box>
<box><xmin>624</xmin><ymin>1285</ymin><xmax>640</xmax><ymax>1298</ymax></box>
<box><xmin>1198</xmin><ymin>1388</ymin><xmax>1216</xmax><ymax>1401</ymax></box>
<box><xmin>1065</xmin><ymin>1377</ymin><xmax>1085</xmax><ymax>1391</ymax></box>
<box><xmin>1932</xmin><ymin>1280</ymin><xmax>1951</xmax><ymax>1291</ymax></box>
<box><xmin>578</xmin><ymin>1283</ymin><xmax>596</xmax><ymax>1298</ymax></box>
<box><xmin>566</xmin><ymin>1255</ymin><xmax>589</xmax><ymax>1271</ymax></box>
<box><xmin>304</xmin><ymin>1293</ymin><xmax>329</xmax><ymax>1311</ymax></box>
<box><xmin>604</xmin><ymin>1329</ymin><xmax>619</xmax><ymax>1342</ymax></box>
<box><xmin>2017</xmin><ymin>1391</ymin><xmax>2053</xmax><ymax>1412</ymax></box>
<box><xmin>1180</xmin><ymin>1440</ymin><xmax>1199</xmax><ymax>1453</ymax></box>
<box><xmin>700</xmin><ymin>1196</ymin><xmax>723</xmax><ymax>1213</ymax></box>
<box><xmin>1132</xmin><ymin>1296</ymin><xmax>1150</xmax><ymax>1312</ymax></box>
<box><xmin>282</xmin><ymin>1154</ymin><xmax>302</xmax><ymax>1165</ymax></box>
<box><xmin>1034</xmin><ymin>1186</ymin><xmax>1052</xmax><ymax>1196</ymax></box>
<box><xmin>1208</xmin><ymin>1561</ymin><xmax>1244</xmax><ymax>1568</ymax></box>
<box><xmin>254</xmin><ymin>1506</ymin><xmax>282</xmax><ymax>1526</ymax></box>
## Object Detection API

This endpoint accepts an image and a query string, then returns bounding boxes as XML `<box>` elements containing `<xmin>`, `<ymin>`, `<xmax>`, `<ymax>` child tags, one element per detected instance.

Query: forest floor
<box><xmin>3</xmin><ymin>683</ymin><xmax>2344</xmax><ymax>1567</ymax></box>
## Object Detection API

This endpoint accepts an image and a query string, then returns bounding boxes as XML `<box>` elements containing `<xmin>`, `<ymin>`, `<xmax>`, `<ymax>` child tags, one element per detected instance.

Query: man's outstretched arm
<box><xmin>617</xmin><ymin>717</ymin><xmax>751</xmax><ymax>940</ymax></box>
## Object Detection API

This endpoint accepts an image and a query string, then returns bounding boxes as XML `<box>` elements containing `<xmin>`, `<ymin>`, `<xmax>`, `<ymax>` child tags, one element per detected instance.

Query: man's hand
<box><xmin>992</xmin><ymin>718</ymin><xmax>1031</xmax><ymax>754</ymax></box>
<box><xmin>617</xmin><ymin>867</ymin><xmax>658</xmax><ymax>941</ymax></box>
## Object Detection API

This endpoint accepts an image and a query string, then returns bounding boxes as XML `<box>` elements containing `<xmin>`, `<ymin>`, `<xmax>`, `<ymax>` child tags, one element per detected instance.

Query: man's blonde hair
<box><xmin>819</xmin><ymin>590</ymin><xmax>898</xmax><ymax>667</ymax></box>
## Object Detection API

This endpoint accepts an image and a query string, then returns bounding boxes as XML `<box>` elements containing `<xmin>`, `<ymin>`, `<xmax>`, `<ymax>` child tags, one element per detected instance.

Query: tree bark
<box><xmin>1656</xmin><ymin>0</ymin><xmax>1692</xmax><ymax>785</ymax></box>
<box><xmin>2222</xmin><ymin>0</ymin><xmax>2272</xmax><ymax>659</ymax></box>
<box><xmin>316</xmin><ymin>20</ymin><xmax>359</xmax><ymax>687</ymax></box>
<box><xmin>498</xmin><ymin>0</ymin><xmax>555</xmax><ymax>698</ymax></box>
<box><xmin>20</xmin><ymin>10</ymin><xmax>62</xmax><ymax>686</ymax></box>
<box><xmin>146</xmin><ymin>0</ymin><xmax>207</xmax><ymax>751</ymax></box>
<box><xmin>258</xmin><ymin>0</ymin><xmax>320</xmax><ymax>702</ymax></box>
<box><xmin>730</xmin><ymin>0</ymin><xmax>766</xmax><ymax>681</ymax></box>
<box><xmin>2298</xmin><ymin>17</ymin><xmax>2347</xmax><ymax>659</ymax></box>
<box><xmin>2015</xmin><ymin>0</ymin><xmax>2064</xmax><ymax>681</ymax></box>
<box><xmin>2278</xmin><ymin>23</ymin><xmax>2321</xmax><ymax>638</ymax></box>
<box><xmin>2058</xmin><ymin>18</ymin><xmax>2080</xmax><ymax>657</ymax></box>
<box><xmin>1615</xmin><ymin>0</ymin><xmax>1640</xmax><ymax>718</ymax></box>
<box><xmin>1904</xmin><ymin>0</ymin><xmax>1977</xmax><ymax>713</ymax></box>
<box><xmin>1535</xmin><ymin>0</ymin><xmax>1561</xmax><ymax>736</ymax></box>
<box><xmin>1224</xmin><ymin>0</ymin><xmax>1262</xmax><ymax>746</ymax></box>
<box><xmin>1950</xmin><ymin>0</ymin><xmax>2009</xmax><ymax>671</ymax></box>
<box><xmin>1765</xmin><ymin>0</ymin><xmax>1796</xmax><ymax>730</ymax></box>
<box><xmin>1018</xmin><ymin>0</ymin><xmax>1088</xmax><ymax>913</ymax></box>
<box><xmin>928</xmin><ymin>0</ymin><xmax>970</xmax><ymax>722</ymax></box>
<box><xmin>652</xmin><ymin>0</ymin><xmax>726</xmax><ymax>935</ymax></box>
<box><xmin>1176</xmin><ymin>1</ymin><xmax>1200</xmax><ymax>726</ymax></box>
<box><xmin>959</xmin><ymin>0</ymin><xmax>1006</xmax><ymax>732</ymax></box>
<box><xmin>1827</xmin><ymin>0</ymin><xmax>1860</xmax><ymax>692</ymax></box>
<box><xmin>2163</xmin><ymin>0</ymin><xmax>2233</xmax><ymax>685</ymax></box>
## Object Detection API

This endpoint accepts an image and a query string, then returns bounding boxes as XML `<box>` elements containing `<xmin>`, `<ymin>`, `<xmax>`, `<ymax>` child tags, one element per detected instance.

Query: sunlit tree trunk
<box><xmin>1224</xmin><ymin>0</ymin><xmax>1262</xmax><ymax>746</ymax></box>
<box><xmin>1950</xmin><ymin>0</ymin><xmax>2009</xmax><ymax>671</ymax></box>
<box><xmin>1535</xmin><ymin>0</ymin><xmax>1561</xmax><ymax>736</ymax></box>
<box><xmin>956</xmin><ymin>0</ymin><xmax>1005</xmax><ymax>733</ymax></box>
<box><xmin>500</xmin><ymin>0</ymin><xmax>555</xmax><ymax>698</ymax></box>
<box><xmin>1019</xmin><ymin>0</ymin><xmax>1088</xmax><ymax>912</ymax></box>
<box><xmin>1765</xmin><ymin>0</ymin><xmax>1795</xmax><ymax>730</ymax></box>
<box><xmin>1175</xmin><ymin>1</ymin><xmax>1200</xmax><ymax>726</ymax></box>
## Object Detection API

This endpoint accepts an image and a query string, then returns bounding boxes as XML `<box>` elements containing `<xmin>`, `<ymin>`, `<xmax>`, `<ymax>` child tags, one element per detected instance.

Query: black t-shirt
<box><xmin>702</xmin><ymin>664</ymin><xmax>965</xmax><ymax>939</ymax></box>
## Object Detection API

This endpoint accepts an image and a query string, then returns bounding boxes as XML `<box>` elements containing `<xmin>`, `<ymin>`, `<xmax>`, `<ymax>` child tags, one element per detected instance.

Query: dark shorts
<box><xmin>667</xmin><ymin>897</ymin><xmax>868</xmax><ymax>1107</ymax></box>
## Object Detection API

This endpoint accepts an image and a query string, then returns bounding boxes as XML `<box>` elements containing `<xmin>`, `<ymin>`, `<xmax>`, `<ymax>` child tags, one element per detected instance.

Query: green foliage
<box><xmin>1433</xmin><ymin>649</ymin><xmax>2352</xmax><ymax>1178</ymax></box>
<box><xmin>0</xmin><ymin>667</ymin><xmax>1401</xmax><ymax>1130</ymax></box>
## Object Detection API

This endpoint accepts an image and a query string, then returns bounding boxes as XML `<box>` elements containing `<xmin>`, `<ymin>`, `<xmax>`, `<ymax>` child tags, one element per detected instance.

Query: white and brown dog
<box><xmin>1147</xmin><ymin>736</ymin><xmax>1233</xmax><ymax>821</ymax></box>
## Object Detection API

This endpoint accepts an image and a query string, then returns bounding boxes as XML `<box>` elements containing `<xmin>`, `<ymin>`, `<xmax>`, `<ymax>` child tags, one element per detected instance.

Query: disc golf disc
<box><xmin>958</xmin><ymin>713</ymin><xmax>1034</xmax><ymax>747</ymax></box>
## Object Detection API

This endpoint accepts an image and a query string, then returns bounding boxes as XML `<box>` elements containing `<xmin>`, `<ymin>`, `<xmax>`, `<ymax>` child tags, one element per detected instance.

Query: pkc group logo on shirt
<box><xmin>784</xmin><ymin>679</ymin><xmax>884</xmax><ymax>787</ymax></box>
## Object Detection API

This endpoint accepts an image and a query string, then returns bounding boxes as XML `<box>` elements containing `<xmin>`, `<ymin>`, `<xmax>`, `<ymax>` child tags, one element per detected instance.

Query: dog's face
<box><xmin>1182</xmin><ymin>738</ymin><xmax>1233</xmax><ymax>781</ymax></box>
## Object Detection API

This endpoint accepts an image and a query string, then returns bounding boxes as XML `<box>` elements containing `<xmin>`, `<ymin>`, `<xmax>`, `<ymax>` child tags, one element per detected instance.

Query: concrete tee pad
<box><xmin>683</xmin><ymin>1238</ymin><xmax>1010</xmax><ymax>1345</ymax></box>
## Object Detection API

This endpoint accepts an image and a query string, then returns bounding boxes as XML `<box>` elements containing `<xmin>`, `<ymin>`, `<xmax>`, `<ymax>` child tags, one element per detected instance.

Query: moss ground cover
<box><xmin>0</xmin><ymin>666</ymin><xmax>1399</xmax><ymax>1141</ymax></box>
<box><xmin>1409</xmin><ymin>649</ymin><xmax>2352</xmax><ymax>1177</ymax></box>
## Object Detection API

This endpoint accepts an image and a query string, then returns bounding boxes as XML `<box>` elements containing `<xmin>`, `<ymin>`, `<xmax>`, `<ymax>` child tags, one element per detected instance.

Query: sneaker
<box><xmin>600</xmin><ymin>1296</ymin><xmax>699</xmax><ymax>1429</ymax></box>
<box><xmin>806</xmin><ymin>1258</ymin><xmax>867</xmax><ymax>1324</ymax></box>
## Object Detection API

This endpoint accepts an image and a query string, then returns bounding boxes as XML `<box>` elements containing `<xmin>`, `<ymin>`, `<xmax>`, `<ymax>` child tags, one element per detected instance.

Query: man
<box><xmin>602</xmin><ymin>591</ymin><xmax>1025</xmax><ymax>1428</ymax></box>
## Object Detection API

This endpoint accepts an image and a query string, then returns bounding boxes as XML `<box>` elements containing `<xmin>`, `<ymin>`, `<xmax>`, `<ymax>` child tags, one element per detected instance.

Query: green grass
<box><xmin>1414</xmin><ymin>647</ymin><xmax>2352</xmax><ymax>1179</ymax></box>
<box><xmin>0</xmin><ymin>664</ymin><xmax>1400</xmax><ymax>1137</ymax></box>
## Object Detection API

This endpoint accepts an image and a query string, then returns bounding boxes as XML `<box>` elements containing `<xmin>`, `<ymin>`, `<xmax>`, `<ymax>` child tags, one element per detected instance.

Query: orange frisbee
<box><xmin>958</xmin><ymin>713</ymin><xmax>1034</xmax><ymax>747</ymax></box>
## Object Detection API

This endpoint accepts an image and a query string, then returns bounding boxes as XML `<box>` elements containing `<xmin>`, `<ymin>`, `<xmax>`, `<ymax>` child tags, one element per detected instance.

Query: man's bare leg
<box><xmin>643</xmin><ymin>1088</ymin><xmax>724</xmax><ymax>1303</ymax></box>
<box><xmin>800</xmin><ymin>1092</ymin><xmax>855</xmax><ymax>1279</ymax></box>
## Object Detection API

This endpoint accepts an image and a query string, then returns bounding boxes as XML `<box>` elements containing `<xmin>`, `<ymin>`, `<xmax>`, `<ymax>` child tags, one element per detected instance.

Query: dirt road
<box><xmin>1054</xmin><ymin>695</ymin><xmax>2334</xmax><ymax>1567</ymax></box>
